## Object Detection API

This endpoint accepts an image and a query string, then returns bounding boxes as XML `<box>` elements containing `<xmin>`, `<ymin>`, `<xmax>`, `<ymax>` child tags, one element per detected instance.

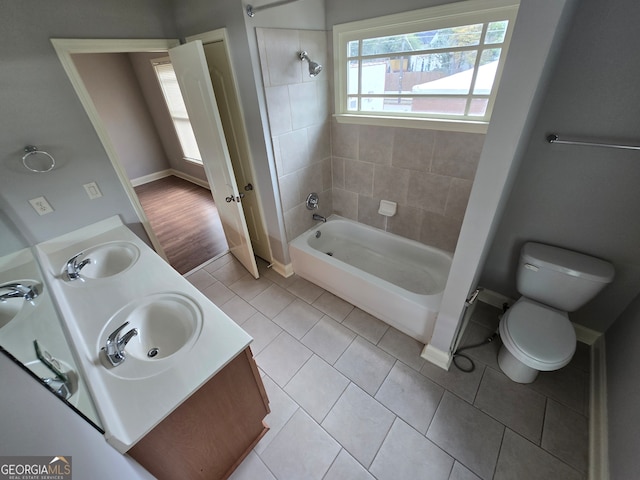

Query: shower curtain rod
<box><xmin>246</xmin><ymin>0</ymin><xmax>301</xmax><ymax>17</ymax></box>
<box><xmin>546</xmin><ymin>133</ymin><xmax>640</xmax><ymax>151</ymax></box>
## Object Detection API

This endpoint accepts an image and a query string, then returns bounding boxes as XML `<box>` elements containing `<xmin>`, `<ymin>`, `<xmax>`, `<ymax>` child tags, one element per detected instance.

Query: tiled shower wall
<box><xmin>257</xmin><ymin>28</ymin><xmax>333</xmax><ymax>242</ymax></box>
<box><xmin>332</xmin><ymin>123</ymin><xmax>485</xmax><ymax>253</ymax></box>
<box><xmin>257</xmin><ymin>27</ymin><xmax>486</xmax><ymax>253</ymax></box>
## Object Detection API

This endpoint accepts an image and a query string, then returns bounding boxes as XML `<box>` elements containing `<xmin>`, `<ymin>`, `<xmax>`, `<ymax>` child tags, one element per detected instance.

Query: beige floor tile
<box><xmin>342</xmin><ymin>308</ymin><xmax>389</xmax><ymax>344</ymax></box>
<box><xmin>272</xmin><ymin>298</ymin><xmax>324</xmax><ymax>339</ymax></box>
<box><xmin>301</xmin><ymin>316</ymin><xmax>356</xmax><ymax>365</ymax></box>
<box><xmin>494</xmin><ymin>429</ymin><xmax>582</xmax><ymax>480</ymax></box>
<box><xmin>427</xmin><ymin>392</ymin><xmax>504</xmax><ymax>480</ymax></box>
<box><xmin>375</xmin><ymin>362</ymin><xmax>443</xmax><ymax>434</ymax></box>
<box><xmin>255</xmin><ymin>331</ymin><xmax>312</xmax><ymax>387</ymax></box>
<box><xmin>541</xmin><ymin>399</ymin><xmax>589</xmax><ymax>473</ymax></box>
<box><xmin>334</xmin><ymin>337</ymin><xmax>395</xmax><ymax>395</ymax></box>
<box><xmin>261</xmin><ymin>409</ymin><xmax>341</xmax><ymax>480</ymax></box>
<box><xmin>474</xmin><ymin>367</ymin><xmax>546</xmax><ymax>444</ymax></box>
<box><xmin>370</xmin><ymin>418</ymin><xmax>453</xmax><ymax>480</ymax></box>
<box><xmin>322</xmin><ymin>383</ymin><xmax>395</xmax><ymax>468</ymax></box>
<box><xmin>285</xmin><ymin>355</ymin><xmax>349</xmax><ymax>422</ymax></box>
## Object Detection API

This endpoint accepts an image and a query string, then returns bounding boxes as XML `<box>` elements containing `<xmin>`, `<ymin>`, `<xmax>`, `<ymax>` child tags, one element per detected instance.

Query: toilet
<box><xmin>498</xmin><ymin>242</ymin><xmax>614</xmax><ymax>383</ymax></box>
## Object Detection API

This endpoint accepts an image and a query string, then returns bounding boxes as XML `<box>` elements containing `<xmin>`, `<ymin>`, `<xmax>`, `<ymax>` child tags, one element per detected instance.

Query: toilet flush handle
<box><xmin>524</xmin><ymin>263</ymin><xmax>539</xmax><ymax>272</ymax></box>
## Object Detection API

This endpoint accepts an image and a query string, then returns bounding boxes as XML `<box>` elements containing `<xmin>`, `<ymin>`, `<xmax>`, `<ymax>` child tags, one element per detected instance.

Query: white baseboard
<box><xmin>130</xmin><ymin>169</ymin><xmax>172</xmax><ymax>187</ymax></box>
<box><xmin>171</xmin><ymin>169</ymin><xmax>210</xmax><ymax>190</ymax></box>
<box><xmin>270</xmin><ymin>260</ymin><xmax>294</xmax><ymax>278</ymax></box>
<box><xmin>130</xmin><ymin>169</ymin><xmax>210</xmax><ymax>190</ymax></box>
<box><xmin>421</xmin><ymin>343</ymin><xmax>452</xmax><ymax>370</ymax></box>
<box><xmin>589</xmin><ymin>335</ymin><xmax>609</xmax><ymax>480</ymax></box>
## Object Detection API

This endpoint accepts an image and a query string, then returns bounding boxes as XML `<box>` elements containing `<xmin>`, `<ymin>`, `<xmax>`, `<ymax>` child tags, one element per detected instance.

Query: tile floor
<box><xmin>186</xmin><ymin>254</ymin><xmax>590</xmax><ymax>480</ymax></box>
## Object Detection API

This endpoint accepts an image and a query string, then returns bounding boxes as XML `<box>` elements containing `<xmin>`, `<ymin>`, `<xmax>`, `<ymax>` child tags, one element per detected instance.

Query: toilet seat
<box><xmin>499</xmin><ymin>298</ymin><xmax>576</xmax><ymax>371</ymax></box>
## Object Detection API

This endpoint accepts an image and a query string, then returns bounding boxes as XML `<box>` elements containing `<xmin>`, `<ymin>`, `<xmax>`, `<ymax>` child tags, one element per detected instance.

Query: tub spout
<box><xmin>312</xmin><ymin>213</ymin><xmax>326</xmax><ymax>223</ymax></box>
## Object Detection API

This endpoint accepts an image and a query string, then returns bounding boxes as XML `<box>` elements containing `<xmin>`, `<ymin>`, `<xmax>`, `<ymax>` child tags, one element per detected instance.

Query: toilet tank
<box><xmin>517</xmin><ymin>242</ymin><xmax>615</xmax><ymax>312</ymax></box>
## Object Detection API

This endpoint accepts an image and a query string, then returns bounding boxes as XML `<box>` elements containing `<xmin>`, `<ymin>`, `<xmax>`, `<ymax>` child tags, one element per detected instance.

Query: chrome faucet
<box><xmin>0</xmin><ymin>282</ymin><xmax>39</xmax><ymax>302</ymax></box>
<box><xmin>312</xmin><ymin>213</ymin><xmax>326</xmax><ymax>223</ymax></box>
<box><xmin>65</xmin><ymin>253</ymin><xmax>91</xmax><ymax>280</ymax></box>
<box><xmin>103</xmin><ymin>321</ymin><xmax>138</xmax><ymax>366</ymax></box>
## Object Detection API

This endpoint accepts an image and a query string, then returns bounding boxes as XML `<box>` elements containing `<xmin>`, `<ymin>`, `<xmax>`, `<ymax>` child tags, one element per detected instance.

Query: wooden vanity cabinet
<box><xmin>128</xmin><ymin>347</ymin><xmax>269</xmax><ymax>479</ymax></box>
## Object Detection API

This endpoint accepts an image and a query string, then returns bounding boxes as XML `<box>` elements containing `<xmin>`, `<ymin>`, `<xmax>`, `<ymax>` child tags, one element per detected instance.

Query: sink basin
<box><xmin>97</xmin><ymin>293</ymin><xmax>203</xmax><ymax>379</ymax></box>
<box><xmin>0</xmin><ymin>280</ymin><xmax>41</xmax><ymax>329</ymax></box>
<box><xmin>64</xmin><ymin>241</ymin><xmax>139</xmax><ymax>281</ymax></box>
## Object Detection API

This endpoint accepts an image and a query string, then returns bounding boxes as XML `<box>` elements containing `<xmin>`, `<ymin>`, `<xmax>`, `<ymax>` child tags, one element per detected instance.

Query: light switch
<box><xmin>83</xmin><ymin>181</ymin><xmax>102</xmax><ymax>199</ymax></box>
<box><xmin>29</xmin><ymin>196</ymin><xmax>54</xmax><ymax>215</ymax></box>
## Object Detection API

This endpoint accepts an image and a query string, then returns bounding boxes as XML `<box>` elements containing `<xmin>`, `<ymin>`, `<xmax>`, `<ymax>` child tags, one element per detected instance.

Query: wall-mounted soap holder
<box><xmin>306</xmin><ymin>192</ymin><xmax>319</xmax><ymax>210</ymax></box>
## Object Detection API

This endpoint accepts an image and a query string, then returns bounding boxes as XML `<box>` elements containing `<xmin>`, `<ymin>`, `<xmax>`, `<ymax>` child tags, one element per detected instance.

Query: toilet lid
<box><xmin>500</xmin><ymin>298</ymin><xmax>576</xmax><ymax>369</ymax></box>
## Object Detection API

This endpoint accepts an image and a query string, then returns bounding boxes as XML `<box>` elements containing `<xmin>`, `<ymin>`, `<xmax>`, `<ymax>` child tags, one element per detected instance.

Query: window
<box><xmin>152</xmin><ymin>59</ymin><xmax>203</xmax><ymax>164</ymax></box>
<box><xmin>333</xmin><ymin>0</ymin><xmax>519</xmax><ymax>132</ymax></box>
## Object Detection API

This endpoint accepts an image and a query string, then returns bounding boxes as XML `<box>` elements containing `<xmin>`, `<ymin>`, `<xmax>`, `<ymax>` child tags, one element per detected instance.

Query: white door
<box><xmin>203</xmin><ymin>41</ymin><xmax>272</xmax><ymax>263</ymax></box>
<box><xmin>169</xmin><ymin>41</ymin><xmax>259</xmax><ymax>278</ymax></box>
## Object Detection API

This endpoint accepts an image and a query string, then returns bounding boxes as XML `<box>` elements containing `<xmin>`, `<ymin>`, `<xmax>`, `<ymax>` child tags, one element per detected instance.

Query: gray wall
<box><xmin>0</xmin><ymin>0</ymin><xmax>176</xmax><ymax>244</ymax></box>
<box><xmin>606</xmin><ymin>291</ymin><xmax>640</xmax><ymax>479</ymax></box>
<box><xmin>0</xmin><ymin>354</ymin><xmax>153</xmax><ymax>479</ymax></box>
<box><xmin>72</xmin><ymin>53</ymin><xmax>171</xmax><ymax>181</ymax></box>
<box><xmin>479</xmin><ymin>0</ymin><xmax>640</xmax><ymax>333</ymax></box>
<box><xmin>129</xmin><ymin>52</ymin><xmax>209</xmax><ymax>183</ymax></box>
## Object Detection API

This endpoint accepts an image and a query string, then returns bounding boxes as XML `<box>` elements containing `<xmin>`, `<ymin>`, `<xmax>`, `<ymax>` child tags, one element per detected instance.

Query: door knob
<box><xmin>244</xmin><ymin>183</ymin><xmax>253</xmax><ymax>191</ymax></box>
<box><xmin>225</xmin><ymin>196</ymin><xmax>235</xmax><ymax>202</ymax></box>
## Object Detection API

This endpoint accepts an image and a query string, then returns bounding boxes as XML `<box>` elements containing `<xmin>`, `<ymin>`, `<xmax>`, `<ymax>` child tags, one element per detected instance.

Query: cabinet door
<box><xmin>129</xmin><ymin>348</ymin><xmax>269</xmax><ymax>479</ymax></box>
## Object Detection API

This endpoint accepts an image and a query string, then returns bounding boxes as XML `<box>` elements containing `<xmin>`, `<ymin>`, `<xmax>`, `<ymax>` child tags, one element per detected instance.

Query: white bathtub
<box><xmin>289</xmin><ymin>215</ymin><xmax>452</xmax><ymax>344</ymax></box>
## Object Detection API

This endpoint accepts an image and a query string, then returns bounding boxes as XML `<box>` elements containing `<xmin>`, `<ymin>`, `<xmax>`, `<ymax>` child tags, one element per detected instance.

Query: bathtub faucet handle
<box><xmin>306</xmin><ymin>192</ymin><xmax>319</xmax><ymax>210</ymax></box>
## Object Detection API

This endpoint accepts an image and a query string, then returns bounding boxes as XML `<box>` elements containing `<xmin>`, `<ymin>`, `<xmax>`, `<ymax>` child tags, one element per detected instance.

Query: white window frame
<box><xmin>333</xmin><ymin>0</ymin><xmax>519</xmax><ymax>133</ymax></box>
<box><xmin>151</xmin><ymin>58</ymin><xmax>203</xmax><ymax>165</ymax></box>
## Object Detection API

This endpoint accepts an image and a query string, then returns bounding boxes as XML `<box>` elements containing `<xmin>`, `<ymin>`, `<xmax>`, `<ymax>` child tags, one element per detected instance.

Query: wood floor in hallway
<box><xmin>135</xmin><ymin>175</ymin><xmax>228</xmax><ymax>274</ymax></box>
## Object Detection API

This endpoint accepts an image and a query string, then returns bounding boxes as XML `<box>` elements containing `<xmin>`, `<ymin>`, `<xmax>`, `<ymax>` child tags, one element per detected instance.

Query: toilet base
<box><xmin>498</xmin><ymin>345</ymin><xmax>539</xmax><ymax>383</ymax></box>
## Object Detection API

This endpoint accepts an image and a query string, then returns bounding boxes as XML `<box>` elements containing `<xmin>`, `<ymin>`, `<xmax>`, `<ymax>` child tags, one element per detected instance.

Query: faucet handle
<box><xmin>107</xmin><ymin>321</ymin><xmax>130</xmax><ymax>343</ymax></box>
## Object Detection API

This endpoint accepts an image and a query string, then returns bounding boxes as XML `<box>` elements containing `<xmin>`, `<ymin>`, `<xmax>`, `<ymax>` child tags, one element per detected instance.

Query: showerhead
<box><xmin>299</xmin><ymin>51</ymin><xmax>323</xmax><ymax>77</ymax></box>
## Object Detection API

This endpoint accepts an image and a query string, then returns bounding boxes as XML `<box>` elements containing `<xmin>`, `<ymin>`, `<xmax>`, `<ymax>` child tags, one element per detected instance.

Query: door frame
<box><xmin>186</xmin><ymin>29</ymin><xmax>272</xmax><ymax>263</ymax></box>
<box><xmin>51</xmin><ymin>38</ymin><xmax>180</xmax><ymax>262</ymax></box>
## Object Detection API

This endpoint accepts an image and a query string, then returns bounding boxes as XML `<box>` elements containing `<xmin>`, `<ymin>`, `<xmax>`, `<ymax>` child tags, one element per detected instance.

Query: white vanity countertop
<box><xmin>35</xmin><ymin>216</ymin><xmax>253</xmax><ymax>453</ymax></box>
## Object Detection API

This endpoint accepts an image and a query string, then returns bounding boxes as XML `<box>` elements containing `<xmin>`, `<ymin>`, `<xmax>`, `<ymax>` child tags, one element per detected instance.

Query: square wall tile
<box><xmin>344</xmin><ymin>159</ymin><xmax>374</xmax><ymax>196</ymax></box>
<box><xmin>391</xmin><ymin>127</ymin><xmax>434</xmax><ymax>171</ymax></box>
<box><xmin>332</xmin><ymin>119</ymin><xmax>359</xmax><ymax>160</ymax></box>
<box><xmin>358</xmin><ymin>125</ymin><xmax>393</xmax><ymax>165</ymax></box>
<box><xmin>265</xmin><ymin>85</ymin><xmax>292</xmax><ymax>136</ymax></box>
<box><xmin>373</xmin><ymin>165</ymin><xmax>410</xmax><ymax>205</ymax></box>
<box><xmin>431</xmin><ymin>131</ymin><xmax>484</xmax><ymax>180</ymax></box>
<box><xmin>261</xmin><ymin>28</ymin><xmax>302</xmax><ymax>87</ymax></box>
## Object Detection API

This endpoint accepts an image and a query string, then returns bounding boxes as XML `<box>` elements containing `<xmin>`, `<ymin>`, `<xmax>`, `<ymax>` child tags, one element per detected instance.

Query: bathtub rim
<box><xmin>289</xmin><ymin>214</ymin><xmax>452</xmax><ymax>306</ymax></box>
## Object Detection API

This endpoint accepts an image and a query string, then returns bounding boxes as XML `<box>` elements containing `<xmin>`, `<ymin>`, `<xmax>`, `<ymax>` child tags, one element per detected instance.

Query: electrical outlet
<box><xmin>83</xmin><ymin>181</ymin><xmax>102</xmax><ymax>199</ymax></box>
<box><xmin>29</xmin><ymin>196</ymin><xmax>54</xmax><ymax>215</ymax></box>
